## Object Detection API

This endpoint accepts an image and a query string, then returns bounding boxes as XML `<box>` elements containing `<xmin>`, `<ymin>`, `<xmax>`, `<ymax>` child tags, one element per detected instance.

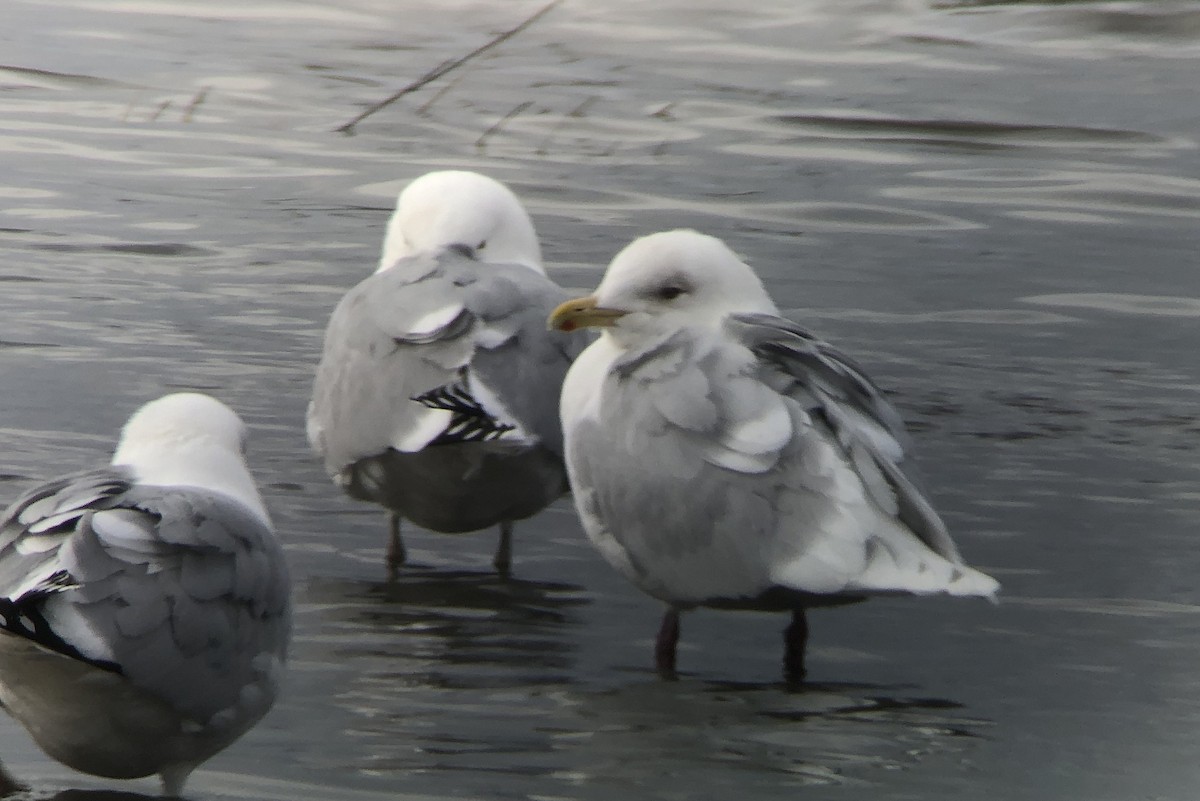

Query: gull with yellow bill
<box><xmin>549</xmin><ymin>229</ymin><xmax>998</xmax><ymax>683</ymax></box>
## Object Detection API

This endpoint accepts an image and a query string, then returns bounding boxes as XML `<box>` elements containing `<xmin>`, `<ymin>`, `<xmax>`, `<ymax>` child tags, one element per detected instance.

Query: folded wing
<box><xmin>570</xmin><ymin>317</ymin><xmax>997</xmax><ymax>604</ymax></box>
<box><xmin>0</xmin><ymin>468</ymin><xmax>290</xmax><ymax>726</ymax></box>
<box><xmin>308</xmin><ymin>246</ymin><xmax>584</xmax><ymax>476</ymax></box>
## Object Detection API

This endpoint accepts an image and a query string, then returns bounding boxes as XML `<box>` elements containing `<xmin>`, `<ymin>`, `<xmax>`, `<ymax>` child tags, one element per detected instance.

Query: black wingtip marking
<box><xmin>411</xmin><ymin>382</ymin><xmax>516</xmax><ymax>445</ymax></box>
<box><xmin>0</xmin><ymin>573</ymin><xmax>123</xmax><ymax>675</ymax></box>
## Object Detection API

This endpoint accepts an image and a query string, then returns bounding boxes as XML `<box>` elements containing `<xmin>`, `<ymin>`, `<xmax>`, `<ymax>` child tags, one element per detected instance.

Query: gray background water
<box><xmin>2</xmin><ymin>0</ymin><xmax>1200</xmax><ymax>798</ymax></box>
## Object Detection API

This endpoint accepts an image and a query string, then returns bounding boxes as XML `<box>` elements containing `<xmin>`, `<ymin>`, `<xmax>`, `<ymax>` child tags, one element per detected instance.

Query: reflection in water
<box><xmin>543</xmin><ymin>679</ymin><xmax>988</xmax><ymax>798</ymax></box>
<box><xmin>41</xmin><ymin>792</ymin><xmax>155</xmax><ymax>801</ymax></box>
<box><xmin>288</xmin><ymin>575</ymin><xmax>989</xmax><ymax>796</ymax></box>
<box><xmin>286</xmin><ymin>572</ymin><xmax>590</xmax><ymax>790</ymax></box>
<box><xmin>0</xmin><ymin>774</ymin><xmax>410</xmax><ymax>801</ymax></box>
<box><xmin>313</xmin><ymin>569</ymin><xmax>589</xmax><ymax>625</ymax></box>
<box><xmin>301</xmin><ymin>570</ymin><xmax>589</xmax><ymax>682</ymax></box>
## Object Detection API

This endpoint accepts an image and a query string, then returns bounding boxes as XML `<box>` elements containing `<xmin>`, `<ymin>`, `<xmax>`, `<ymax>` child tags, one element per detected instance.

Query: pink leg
<box><xmin>493</xmin><ymin>521</ymin><xmax>513</xmax><ymax>575</ymax></box>
<box><xmin>656</xmin><ymin>607</ymin><xmax>681</xmax><ymax>678</ymax></box>
<box><xmin>386</xmin><ymin>513</ymin><xmax>406</xmax><ymax>579</ymax></box>
<box><xmin>784</xmin><ymin>608</ymin><xmax>808</xmax><ymax>684</ymax></box>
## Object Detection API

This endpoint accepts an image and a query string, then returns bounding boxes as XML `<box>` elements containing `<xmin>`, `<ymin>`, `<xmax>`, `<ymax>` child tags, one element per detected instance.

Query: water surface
<box><xmin>2</xmin><ymin>1</ymin><xmax>1199</xmax><ymax>799</ymax></box>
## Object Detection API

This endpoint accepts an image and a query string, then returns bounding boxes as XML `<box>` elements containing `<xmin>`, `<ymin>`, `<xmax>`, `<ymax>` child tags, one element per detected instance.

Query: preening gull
<box><xmin>0</xmin><ymin>392</ymin><xmax>291</xmax><ymax>796</ymax></box>
<box><xmin>549</xmin><ymin>230</ymin><xmax>998</xmax><ymax>682</ymax></box>
<box><xmin>307</xmin><ymin>170</ymin><xmax>583</xmax><ymax>575</ymax></box>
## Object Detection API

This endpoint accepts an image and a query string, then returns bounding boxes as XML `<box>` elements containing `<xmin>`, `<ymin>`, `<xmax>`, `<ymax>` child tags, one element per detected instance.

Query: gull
<box><xmin>0</xmin><ymin>392</ymin><xmax>291</xmax><ymax>796</ymax></box>
<box><xmin>307</xmin><ymin>170</ymin><xmax>582</xmax><ymax>575</ymax></box>
<box><xmin>549</xmin><ymin>230</ymin><xmax>998</xmax><ymax>682</ymax></box>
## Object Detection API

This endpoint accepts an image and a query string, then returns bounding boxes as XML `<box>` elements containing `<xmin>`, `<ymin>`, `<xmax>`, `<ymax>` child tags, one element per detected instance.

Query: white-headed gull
<box><xmin>549</xmin><ymin>230</ymin><xmax>997</xmax><ymax>682</ymax></box>
<box><xmin>0</xmin><ymin>392</ymin><xmax>290</xmax><ymax>796</ymax></box>
<box><xmin>307</xmin><ymin>170</ymin><xmax>585</xmax><ymax>575</ymax></box>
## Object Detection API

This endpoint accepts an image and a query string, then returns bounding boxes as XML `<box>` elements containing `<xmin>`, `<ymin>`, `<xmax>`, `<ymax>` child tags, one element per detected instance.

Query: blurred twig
<box><xmin>146</xmin><ymin>99</ymin><xmax>172</xmax><ymax>122</ymax></box>
<box><xmin>476</xmin><ymin>100</ymin><xmax>534</xmax><ymax>149</ymax></box>
<box><xmin>182</xmin><ymin>86</ymin><xmax>209</xmax><ymax>122</ymax></box>
<box><xmin>333</xmin><ymin>0</ymin><xmax>563</xmax><ymax>134</ymax></box>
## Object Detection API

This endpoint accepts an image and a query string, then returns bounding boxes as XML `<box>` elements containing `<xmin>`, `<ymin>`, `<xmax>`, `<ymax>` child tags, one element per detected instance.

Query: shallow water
<box><xmin>2</xmin><ymin>0</ymin><xmax>1200</xmax><ymax>798</ymax></box>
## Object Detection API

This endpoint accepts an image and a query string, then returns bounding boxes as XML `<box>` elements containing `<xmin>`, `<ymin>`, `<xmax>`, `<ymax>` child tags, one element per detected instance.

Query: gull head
<box><xmin>111</xmin><ymin>392</ymin><xmax>270</xmax><ymax>523</ymax></box>
<box><xmin>549</xmin><ymin>229</ymin><xmax>777</xmax><ymax>345</ymax></box>
<box><xmin>378</xmin><ymin>170</ymin><xmax>543</xmax><ymax>274</ymax></box>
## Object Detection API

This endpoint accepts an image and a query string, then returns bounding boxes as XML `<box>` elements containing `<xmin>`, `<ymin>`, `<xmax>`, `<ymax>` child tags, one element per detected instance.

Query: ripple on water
<box><xmin>31</xmin><ymin>241</ymin><xmax>214</xmax><ymax>257</ymax></box>
<box><xmin>64</xmin><ymin>1</ymin><xmax>384</xmax><ymax>26</ymax></box>
<box><xmin>539</xmin><ymin>680</ymin><xmax>991</xmax><ymax>796</ymax></box>
<box><xmin>790</xmin><ymin>307</ymin><xmax>1080</xmax><ymax>325</ymax></box>
<box><xmin>1007</xmin><ymin>596</ymin><xmax>1200</xmax><ymax>619</ymax></box>
<box><xmin>900</xmin><ymin>0</ymin><xmax>1200</xmax><ymax>57</ymax></box>
<box><xmin>282</xmin><ymin>569</ymin><xmax>995</xmax><ymax>798</ymax></box>
<box><xmin>357</xmin><ymin>176</ymin><xmax>974</xmax><ymax>233</ymax></box>
<box><xmin>884</xmin><ymin>167</ymin><xmax>1200</xmax><ymax>222</ymax></box>
<box><xmin>0</xmin><ymin>186</ymin><xmax>58</xmax><ymax>199</ymax></box>
<box><xmin>2</xmin><ymin>208</ymin><xmax>107</xmax><ymax>220</ymax></box>
<box><xmin>773</xmin><ymin>113</ymin><xmax>1185</xmax><ymax>151</ymax></box>
<box><xmin>1022</xmin><ymin>293</ymin><xmax>1200</xmax><ymax>318</ymax></box>
<box><xmin>3</xmin><ymin>1</ymin><xmax>1200</xmax><ymax>800</ymax></box>
<box><xmin>0</xmin><ymin>63</ymin><xmax>145</xmax><ymax>91</ymax></box>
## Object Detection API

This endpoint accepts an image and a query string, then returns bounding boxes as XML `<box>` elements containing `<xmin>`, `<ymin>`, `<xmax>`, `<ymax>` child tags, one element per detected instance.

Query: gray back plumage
<box><xmin>309</xmin><ymin>245</ymin><xmax>586</xmax><ymax>473</ymax></box>
<box><xmin>0</xmin><ymin>467</ymin><xmax>291</xmax><ymax>724</ymax></box>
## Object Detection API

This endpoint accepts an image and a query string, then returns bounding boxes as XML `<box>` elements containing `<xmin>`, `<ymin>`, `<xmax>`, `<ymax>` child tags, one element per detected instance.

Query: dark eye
<box><xmin>656</xmin><ymin>285</ymin><xmax>686</xmax><ymax>301</ymax></box>
<box><xmin>476</xmin><ymin>240</ymin><xmax>488</xmax><ymax>250</ymax></box>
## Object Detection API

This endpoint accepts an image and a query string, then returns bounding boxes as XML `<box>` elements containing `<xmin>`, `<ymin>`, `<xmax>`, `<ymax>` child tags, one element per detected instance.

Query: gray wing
<box><xmin>567</xmin><ymin>328</ymin><xmax>813</xmax><ymax>603</ymax></box>
<box><xmin>567</xmin><ymin>320</ymin><xmax>993</xmax><ymax>605</ymax></box>
<box><xmin>725</xmin><ymin>312</ymin><xmax>959</xmax><ymax>562</ymax></box>
<box><xmin>0</xmin><ymin>468</ymin><xmax>291</xmax><ymax>724</ymax></box>
<box><xmin>308</xmin><ymin>245</ymin><xmax>584</xmax><ymax>474</ymax></box>
<box><xmin>461</xmin><ymin>256</ymin><xmax>588</xmax><ymax>453</ymax></box>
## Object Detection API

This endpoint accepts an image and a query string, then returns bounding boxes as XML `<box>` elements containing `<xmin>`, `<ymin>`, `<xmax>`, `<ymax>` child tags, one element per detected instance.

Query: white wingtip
<box><xmin>947</xmin><ymin>565</ymin><xmax>1001</xmax><ymax>602</ymax></box>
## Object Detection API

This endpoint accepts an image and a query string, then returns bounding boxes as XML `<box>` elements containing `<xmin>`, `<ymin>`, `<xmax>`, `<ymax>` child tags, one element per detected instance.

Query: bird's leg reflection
<box><xmin>784</xmin><ymin>607</ymin><xmax>809</xmax><ymax>686</ymax></box>
<box><xmin>493</xmin><ymin>521</ymin><xmax>513</xmax><ymax>576</ymax></box>
<box><xmin>655</xmin><ymin>607</ymin><xmax>681</xmax><ymax>679</ymax></box>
